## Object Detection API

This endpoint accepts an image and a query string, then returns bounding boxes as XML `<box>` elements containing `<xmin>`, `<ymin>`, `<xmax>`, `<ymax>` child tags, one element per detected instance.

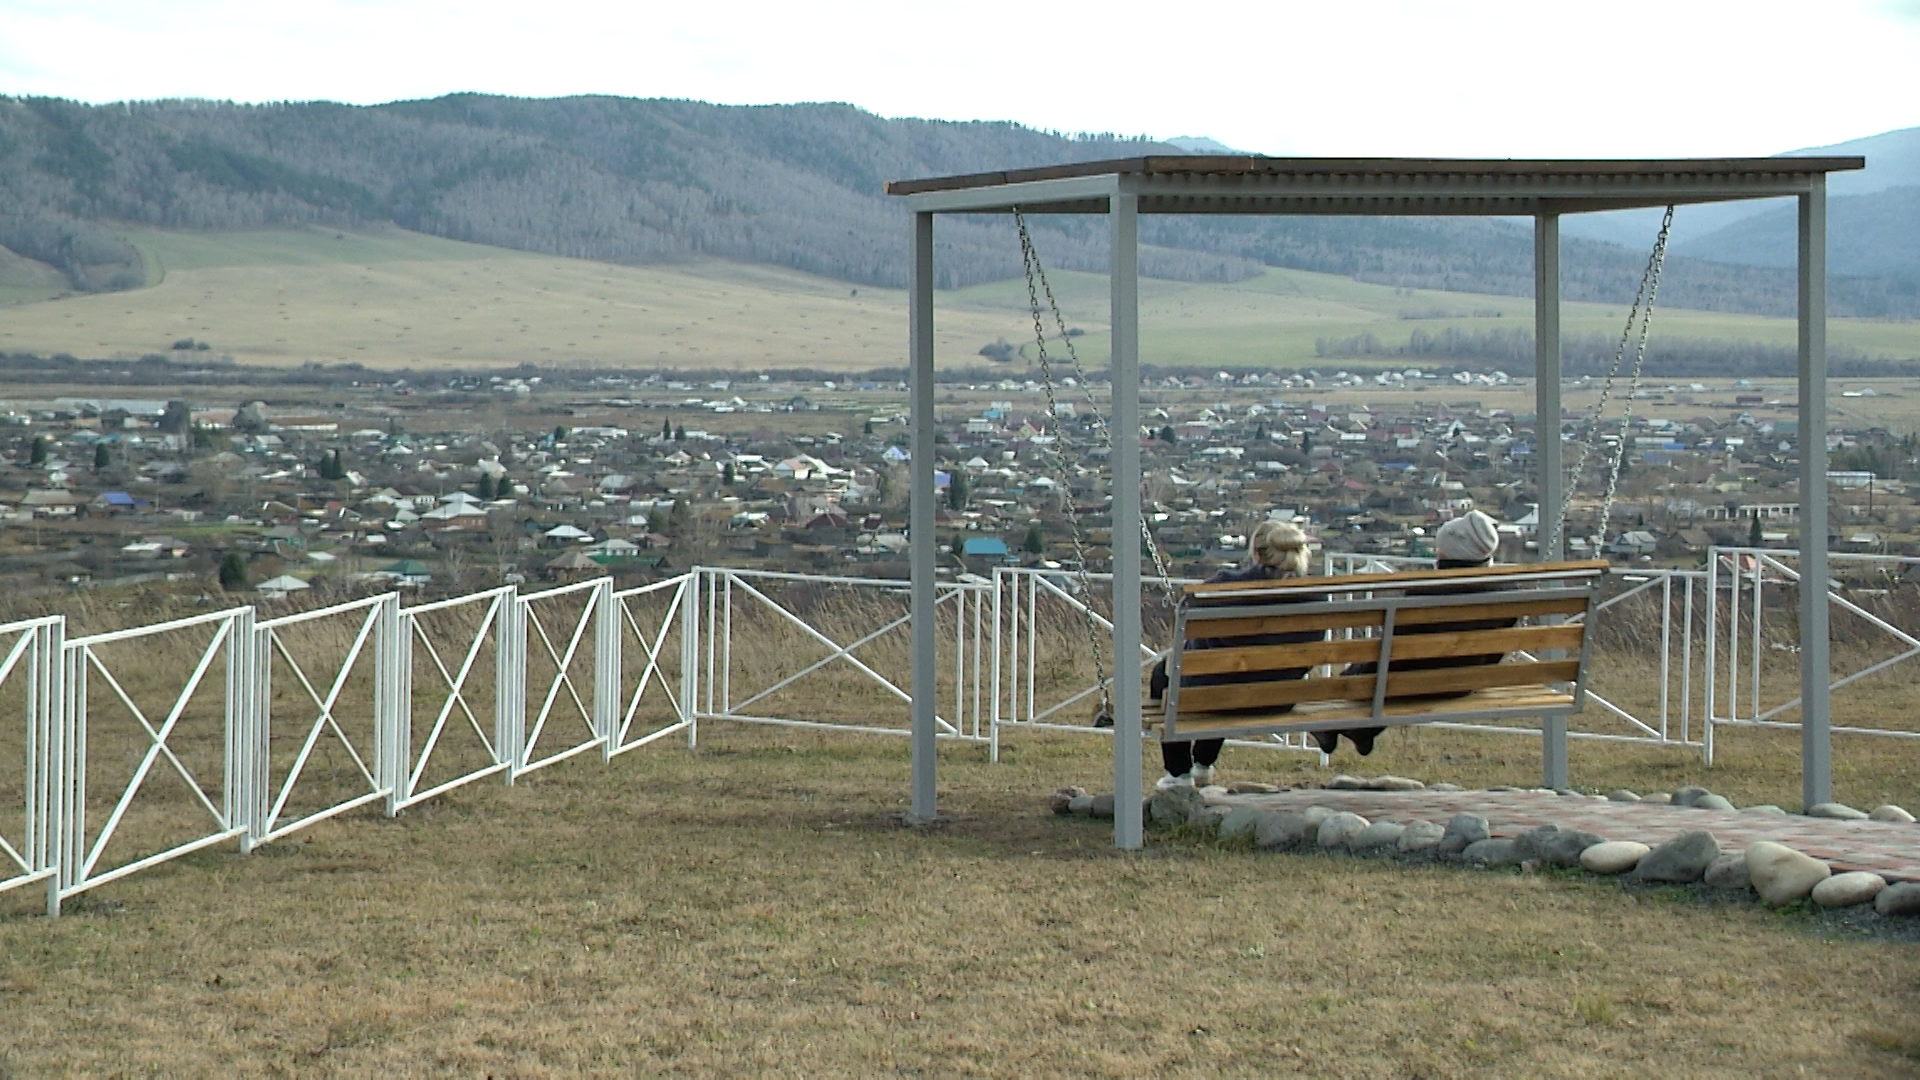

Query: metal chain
<box><xmin>1014</xmin><ymin>210</ymin><xmax>1179</xmax><ymax>598</ymax></box>
<box><xmin>1551</xmin><ymin>205</ymin><xmax>1674</xmax><ymax>554</ymax></box>
<box><xmin>1015</xmin><ymin>209</ymin><xmax>1116</xmax><ymax>718</ymax></box>
<box><xmin>1595</xmin><ymin>206</ymin><xmax>1675</xmax><ymax>546</ymax></box>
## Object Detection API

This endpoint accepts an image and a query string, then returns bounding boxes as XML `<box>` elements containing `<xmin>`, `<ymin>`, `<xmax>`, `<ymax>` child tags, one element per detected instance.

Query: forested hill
<box><xmin>1</xmin><ymin>93</ymin><xmax>1914</xmax><ymax>319</ymax></box>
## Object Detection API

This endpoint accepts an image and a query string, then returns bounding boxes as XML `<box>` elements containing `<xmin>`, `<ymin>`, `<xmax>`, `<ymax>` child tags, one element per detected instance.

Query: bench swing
<box><xmin>1010</xmin><ymin>202</ymin><xmax>1678</xmax><ymax>746</ymax></box>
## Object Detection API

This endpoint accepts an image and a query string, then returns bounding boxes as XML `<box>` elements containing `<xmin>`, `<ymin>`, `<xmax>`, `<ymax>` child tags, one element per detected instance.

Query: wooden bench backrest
<box><xmin>1164</xmin><ymin>560</ymin><xmax>1606</xmax><ymax>719</ymax></box>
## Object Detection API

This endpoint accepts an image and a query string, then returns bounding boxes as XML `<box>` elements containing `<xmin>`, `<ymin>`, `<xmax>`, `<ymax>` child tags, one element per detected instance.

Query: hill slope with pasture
<box><xmin>1</xmin><ymin>94</ymin><xmax>1916</xmax><ymax>320</ymax></box>
<box><xmin>5</xmin><ymin>227</ymin><xmax>1917</xmax><ymax>373</ymax></box>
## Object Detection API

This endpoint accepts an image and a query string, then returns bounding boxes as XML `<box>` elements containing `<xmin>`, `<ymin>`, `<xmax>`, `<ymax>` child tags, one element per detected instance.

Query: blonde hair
<box><xmin>1248</xmin><ymin>519</ymin><xmax>1310</xmax><ymax>576</ymax></box>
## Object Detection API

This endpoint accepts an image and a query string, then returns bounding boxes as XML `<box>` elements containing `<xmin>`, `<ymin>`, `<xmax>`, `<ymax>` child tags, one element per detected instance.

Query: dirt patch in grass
<box><xmin>0</xmin><ymin>724</ymin><xmax>1916</xmax><ymax>1076</ymax></box>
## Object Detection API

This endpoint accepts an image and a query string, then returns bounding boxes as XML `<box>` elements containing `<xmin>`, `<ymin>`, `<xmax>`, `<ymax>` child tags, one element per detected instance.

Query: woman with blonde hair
<box><xmin>1150</xmin><ymin>518</ymin><xmax>1322</xmax><ymax>788</ymax></box>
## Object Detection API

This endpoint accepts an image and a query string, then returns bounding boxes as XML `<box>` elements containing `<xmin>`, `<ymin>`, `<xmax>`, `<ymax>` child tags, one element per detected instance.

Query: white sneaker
<box><xmin>1155</xmin><ymin>772</ymin><xmax>1194</xmax><ymax>792</ymax></box>
<box><xmin>1190</xmin><ymin>764</ymin><xmax>1215</xmax><ymax>787</ymax></box>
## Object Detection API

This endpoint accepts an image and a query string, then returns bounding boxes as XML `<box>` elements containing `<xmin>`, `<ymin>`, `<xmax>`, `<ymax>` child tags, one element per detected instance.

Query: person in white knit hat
<box><xmin>1324</xmin><ymin>509</ymin><xmax>1508</xmax><ymax>756</ymax></box>
<box><xmin>1433</xmin><ymin>508</ymin><xmax>1500</xmax><ymax>564</ymax></box>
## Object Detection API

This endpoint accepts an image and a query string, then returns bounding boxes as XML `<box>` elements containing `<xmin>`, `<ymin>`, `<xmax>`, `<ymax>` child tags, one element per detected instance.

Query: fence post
<box><xmin>31</xmin><ymin>618</ymin><xmax>64</xmax><ymax>918</ymax></box>
<box><xmin>374</xmin><ymin>595</ymin><xmax>406</xmax><ymax>816</ymax></box>
<box><xmin>235</xmin><ymin>608</ymin><xmax>266</xmax><ymax>850</ymax></box>
<box><xmin>595</xmin><ymin>578</ymin><xmax>619</xmax><ymax>761</ymax></box>
<box><xmin>682</xmin><ymin>570</ymin><xmax>700</xmax><ymax>748</ymax></box>
<box><xmin>59</xmin><ymin>634</ymin><xmax>91</xmax><ymax>910</ymax></box>
<box><xmin>498</xmin><ymin>586</ymin><xmax>524</xmax><ymax>782</ymax></box>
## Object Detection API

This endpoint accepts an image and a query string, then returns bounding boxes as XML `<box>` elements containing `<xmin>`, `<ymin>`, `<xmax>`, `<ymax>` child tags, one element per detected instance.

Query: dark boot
<box><xmin>1312</xmin><ymin>730</ymin><xmax>1337</xmax><ymax>754</ymax></box>
<box><xmin>1348</xmin><ymin>727</ymin><xmax>1383</xmax><ymax>756</ymax></box>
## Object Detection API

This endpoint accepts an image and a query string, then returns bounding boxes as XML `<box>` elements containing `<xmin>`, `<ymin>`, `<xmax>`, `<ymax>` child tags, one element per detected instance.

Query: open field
<box><xmin>2</xmin><ymin>226</ymin><xmax>1918</xmax><ymax>372</ymax></box>
<box><xmin>0</xmin><ymin>585</ymin><xmax>1917</xmax><ymax>1074</ymax></box>
<box><xmin>1</xmin><ymin>722</ymin><xmax>1917</xmax><ymax>1076</ymax></box>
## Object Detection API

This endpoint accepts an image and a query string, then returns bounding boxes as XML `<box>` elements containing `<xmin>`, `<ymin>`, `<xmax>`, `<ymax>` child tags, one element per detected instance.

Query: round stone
<box><xmin>1703</xmin><ymin>853</ymin><xmax>1751</xmax><ymax>891</ymax></box>
<box><xmin>1741</xmin><ymin>805</ymin><xmax>1787</xmax><ymax>815</ymax></box>
<box><xmin>1438</xmin><ymin>813</ymin><xmax>1491</xmax><ymax>855</ymax></box>
<box><xmin>1812</xmin><ymin>871</ymin><xmax>1887</xmax><ymax>909</ymax></box>
<box><xmin>1316</xmin><ymin>811</ymin><xmax>1371</xmax><ymax>849</ymax></box>
<box><xmin>1693</xmin><ymin>794</ymin><xmax>1736</xmax><ymax>811</ymax></box>
<box><xmin>1746</xmin><ymin>841</ymin><xmax>1832</xmax><ymax>906</ymax></box>
<box><xmin>1875</xmin><ymin>881</ymin><xmax>1920</xmax><ymax>917</ymax></box>
<box><xmin>1397</xmin><ymin>820</ymin><xmax>1446</xmax><ymax>853</ymax></box>
<box><xmin>1635</xmin><ymin>830</ymin><xmax>1720</xmax><ymax>883</ymax></box>
<box><xmin>1089</xmin><ymin>794</ymin><xmax>1116</xmax><ymax>820</ymax></box>
<box><xmin>1541</xmin><ymin>829</ymin><xmax>1607</xmax><ymax>868</ymax></box>
<box><xmin>1462</xmin><ymin>837</ymin><xmax>1520</xmax><ymax>866</ymax></box>
<box><xmin>1365</xmin><ymin>775</ymin><xmax>1425</xmax><ymax>792</ymax></box>
<box><xmin>1642</xmin><ymin>792</ymin><xmax>1673</xmax><ymax>804</ymax></box>
<box><xmin>1067</xmin><ymin>794</ymin><xmax>1095</xmax><ymax>816</ymax></box>
<box><xmin>1428</xmin><ymin>782</ymin><xmax>1463</xmax><ymax>793</ymax></box>
<box><xmin>1348</xmin><ymin>821</ymin><xmax>1406</xmax><ymax>851</ymax></box>
<box><xmin>1869</xmin><ymin>804</ymin><xmax>1916</xmax><ymax>824</ymax></box>
<box><xmin>1606</xmin><ymin>789</ymin><xmax>1642</xmax><ymax>802</ymax></box>
<box><xmin>1324</xmin><ymin>774</ymin><xmax>1365</xmax><ymax>790</ymax></box>
<box><xmin>1225</xmin><ymin>781</ymin><xmax>1283</xmax><ymax>795</ymax></box>
<box><xmin>1217</xmin><ymin>806</ymin><xmax>1267</xmax><ymax>839</ymax></box>
<box><xmin>1671</xmin><ymin>785</ymin><xmax>1712</xmax><ymax>808</ymax></box>
<box><xmin>1050</xmin><ymin>786</ymin><xmax>1087</xmax><ymax>814</ymax></box>
<box><xmin>1580</xmin><ymin>840</ymin><xmax>1650</xmax><ymax>874</ymax></box>
<box><xmin>1806</xmin><ymin>802</ymin><xmax>1869</xmax><ymax>821</ymax></box>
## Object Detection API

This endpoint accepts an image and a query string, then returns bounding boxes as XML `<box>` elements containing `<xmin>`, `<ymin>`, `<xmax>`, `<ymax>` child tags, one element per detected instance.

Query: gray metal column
<box><xmin>908</xmin><ymin>211</ymin><xmax>939</xmax><ymax>823</ymax></box>
<box><xmin>1109</xmin><ymin>187</ymin><xmax>1144</xmax><ymax>849</ymax></box>
<box><xmin>1798</xmin><ymin>179</ymin><xmax>1832</xmax><ymax>810</ymax></box>
<box><xmin>1535</xmin><ymin>213</ymin><xmax>1568</xmax><ymax>790</ymax></box>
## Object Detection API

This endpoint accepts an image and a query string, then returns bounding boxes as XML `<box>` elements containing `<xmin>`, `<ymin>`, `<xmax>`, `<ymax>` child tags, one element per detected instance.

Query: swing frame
<box><xmin>889</xmin><ymin>154</ymin><xmax>1864</xmax><ymax>848</ymax></box>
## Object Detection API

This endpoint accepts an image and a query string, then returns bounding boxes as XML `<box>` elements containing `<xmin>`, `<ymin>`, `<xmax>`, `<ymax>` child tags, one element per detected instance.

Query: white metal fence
<box><xmin>3</xmin><ymin>554</ymin><xmax>1913</xmax><ymax>916</ymax></box>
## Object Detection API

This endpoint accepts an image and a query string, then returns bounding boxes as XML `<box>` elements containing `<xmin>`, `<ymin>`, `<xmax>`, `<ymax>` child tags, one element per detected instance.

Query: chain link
<box><xmin>1014</xmin><ymin>209</ymin><xmax>1180</xmax><ymax>723</ymax></box>
<box><xmin>1595</xmin><ymin>206</ymin><xmax>1675</xmax><ymax>546</ymax></box>
<box><xmin>1551</xmin><ymin>205</ymin><xmax>1674</xmax><ymax>554</ymax></box>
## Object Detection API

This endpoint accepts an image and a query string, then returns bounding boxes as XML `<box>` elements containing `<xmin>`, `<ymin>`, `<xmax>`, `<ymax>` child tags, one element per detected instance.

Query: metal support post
<box><xmin>373</xmin><ymin>595</ymin><xmax>404</xmax><ymax>816</ymax></box>
<box><xmin>1798</xmin><ymin>179</ymin><xmax>1832</xmax><ymax>809</ymax></box>
<box><xmin>1110</xmin><ymin>187</ymin><xmax>1145</xmax><ymax>849</ymax></box>
<box><xmin>595</xmin><ymin>578</ymin><xmax>619</xmax><ymax>761</ymax></box>
<box><xmin>908</xmin><ymin>211</ymin><xmax>939</xmax><ymax>823</ymax></box>
<box><xmin>34</xmin><ymin>618</ymin><xmax>64</xmax><ymax>917</ymax></box>
<box><xmin>497</xmin><ymin>587</ymin><xmax>524</xmax><ymax>782</ymax></box>
<box><xmin>1535</xmin><ymin>212</ymin><xmax>1569</xmax><ymax>790</ymax></box>
<box><xmin>681</xmin><ymin>569</ymin><xmax>700</xmax><ymax>747</ymax></box>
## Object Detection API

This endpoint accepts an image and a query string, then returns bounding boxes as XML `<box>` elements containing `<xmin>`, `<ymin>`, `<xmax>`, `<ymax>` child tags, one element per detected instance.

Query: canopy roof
<box><xmin>887</xmin><ymin>155</ymin><xmax>1865</xmax><ymax>215</ymax></box>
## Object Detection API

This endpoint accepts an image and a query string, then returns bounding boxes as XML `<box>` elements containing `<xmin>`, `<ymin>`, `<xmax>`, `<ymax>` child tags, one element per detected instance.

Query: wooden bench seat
<box><xmin>1158</xmin><ymin>560</ymin><xmax>1607</xmax><ymax>743</ymax></box>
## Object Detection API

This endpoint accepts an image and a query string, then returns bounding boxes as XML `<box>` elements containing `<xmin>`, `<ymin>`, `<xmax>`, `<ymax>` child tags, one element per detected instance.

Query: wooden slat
<box><xmin>1179</xmin><ymin>624</ymin><xmax>1587</xmax><ymax>677</ymax></box>
<box><xmin>1177</xmin><ymin>659</ymin><xmax>1581</xmax><ymax>713</ymax></box>
<box><xmin>1184</xmin><ymin>607</ymin><xmax>1381</xmax><ymax>640</ymax></box>
<box><xmin>1166</xmin><ymin>686</ymin><xmax>1577</xmax><ymax>738</ymax></box>
<box><xmin>1387</xmin><ymin>596</ymin><xmax>1588</xmax><ymax>626</ymax></box>
<box><xmin>1184</xmin><ymin>559</ymin><xmax>1609</xmax><ymax>599</ymax></box>
<box><xmin>1183</xmin><ymin>595</ymin><xmax>1587</xmax><ymax>640</ymax></box>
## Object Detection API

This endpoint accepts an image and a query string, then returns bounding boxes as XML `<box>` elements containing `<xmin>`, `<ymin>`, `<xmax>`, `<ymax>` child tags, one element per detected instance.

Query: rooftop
<box><xmin>887</xmin><ymin>155</ymin><xmax>1867</xmax><ymax>215</ymax></box>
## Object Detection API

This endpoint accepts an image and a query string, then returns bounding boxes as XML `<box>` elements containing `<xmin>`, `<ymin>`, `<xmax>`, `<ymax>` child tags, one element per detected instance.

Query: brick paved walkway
<box><xmin>1206</xmin><ymin>788</ymin><xmax>1920</xmax><ymax>883</ymax></box>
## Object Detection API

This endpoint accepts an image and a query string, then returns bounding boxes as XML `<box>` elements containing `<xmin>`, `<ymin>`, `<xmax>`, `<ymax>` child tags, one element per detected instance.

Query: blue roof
<box><xmin>101</xmin><ymin>491</ymin><xmax>138</xmax><ymax>506</ymax></box>
<box><xmin>963</xmin><ymin>538</ymin><xmax>1009</xmax><ymax>557</ymax></box>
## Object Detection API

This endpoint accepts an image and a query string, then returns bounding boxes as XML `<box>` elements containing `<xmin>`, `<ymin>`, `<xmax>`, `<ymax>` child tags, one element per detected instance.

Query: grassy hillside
<box><xmin>3</xmin><ymin>227</ymin><xmax>1918</xmax><ymax>373</ymax></box>
<box><xmin>3</xmin><ymin>94</ymin><xmax>1918</xmax><ymax>320</ymax></box>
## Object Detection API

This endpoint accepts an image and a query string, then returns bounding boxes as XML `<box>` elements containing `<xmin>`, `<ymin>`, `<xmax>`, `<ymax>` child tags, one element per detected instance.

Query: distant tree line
<box><xmin>1313</xmin><ymin>326</ymin><xmax>1920</xmax><ymax>378</ymax></box>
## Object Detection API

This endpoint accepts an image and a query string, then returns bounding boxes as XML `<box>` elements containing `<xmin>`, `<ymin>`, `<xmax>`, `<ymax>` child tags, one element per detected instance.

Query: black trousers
<box><xmin>1162</xmin><ymin>738</ymin><xmax>1223</xmax><ymax>776</ymax></box>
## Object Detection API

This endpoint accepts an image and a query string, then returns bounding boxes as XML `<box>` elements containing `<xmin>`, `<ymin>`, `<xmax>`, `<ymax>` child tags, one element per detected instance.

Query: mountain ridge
<box><xmin>0</xmin><ymin>94</ymin><xmax>1914</xmax><ymax>319</ymax></box>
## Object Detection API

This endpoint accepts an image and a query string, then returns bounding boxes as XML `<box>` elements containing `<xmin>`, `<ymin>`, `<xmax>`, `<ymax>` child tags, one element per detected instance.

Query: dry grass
<box><xmin>1</xmin><ymin>581</ymin><xmax>1917</xmax><ymax>1075</ymax></box>
<box><xmin>1</xmin><ymin>723</ymin><xmax>1917</xmax><ymax>1077</ymax></box>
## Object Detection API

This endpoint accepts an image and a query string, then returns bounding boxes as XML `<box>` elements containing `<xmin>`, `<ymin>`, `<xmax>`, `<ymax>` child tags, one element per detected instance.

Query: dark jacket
<box><xmin>1151</xmin><ymin>562</ymin><xmax>1324</xmax><ymax>708</ymax></box>
<box><xmin>1343</xmin><ymin>557</ymin><xmax>1515</xmax><ymax>695</ymax></box>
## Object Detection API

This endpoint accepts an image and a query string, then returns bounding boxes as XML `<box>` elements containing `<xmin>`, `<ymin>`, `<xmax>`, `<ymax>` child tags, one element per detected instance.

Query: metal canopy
<box><xmin>886</xmin><ymin>155</ymin><xmax>1865</xmax><ymax>214</ymax></box>
<box><xmin>891</xmin><ymin>154</ymin><xmax>1862</xmax><ymax>848</ymax></box>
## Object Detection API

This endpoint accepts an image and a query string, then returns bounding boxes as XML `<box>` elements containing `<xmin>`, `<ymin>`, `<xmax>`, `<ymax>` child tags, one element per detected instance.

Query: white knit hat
<box><xmin>1435</xmin><ymin>510</ymin><xmax>1499</xmax><ymax>563</ymax></box>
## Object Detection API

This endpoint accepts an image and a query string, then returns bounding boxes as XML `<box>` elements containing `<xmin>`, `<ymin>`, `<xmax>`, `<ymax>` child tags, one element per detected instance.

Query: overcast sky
<box><xmin>2</xmin><ymin>0</ymin><xmax>1915</xmax><ymax>157</ymax></box>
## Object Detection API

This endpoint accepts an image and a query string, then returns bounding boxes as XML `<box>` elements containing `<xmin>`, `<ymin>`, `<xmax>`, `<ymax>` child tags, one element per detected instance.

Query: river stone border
<box><xmin>1048</xmin><ymin>781</ymin><xmax>1920</xmax><ymax>922</ymax></box>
